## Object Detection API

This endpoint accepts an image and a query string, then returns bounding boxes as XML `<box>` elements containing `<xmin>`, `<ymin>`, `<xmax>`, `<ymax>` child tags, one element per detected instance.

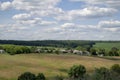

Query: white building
<box><xmin>0</xmin><ymin>49</ymin><xmax>5</xmax><ymax>54</ymax></box>
<box><xmin>73</xmin><ymin>50</ymin><xmax>83</xmax><ymax>55</ymax></box>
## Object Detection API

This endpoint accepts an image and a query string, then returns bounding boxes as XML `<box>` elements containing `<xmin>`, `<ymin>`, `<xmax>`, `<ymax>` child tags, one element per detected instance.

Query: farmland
<box><xmin>0</xmin><ymin>54</ymin><xmax>120</xmax><ymax>80</ymax></box>
<box><xmin>93</xmin><ymin>42</ymin><xmax>120</xmax><ymax>51</ymax></box>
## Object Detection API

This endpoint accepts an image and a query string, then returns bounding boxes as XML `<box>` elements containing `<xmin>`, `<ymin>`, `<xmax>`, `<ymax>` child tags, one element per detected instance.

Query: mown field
<box><xmin>0</xmin><ymin>54</ymin><xmax>120</xmax><ymax>80</ymax></box>
<box><xmin>93</xmin><ymin>42</ymin><xmax>120</xmax><ymax>51</ymax></box>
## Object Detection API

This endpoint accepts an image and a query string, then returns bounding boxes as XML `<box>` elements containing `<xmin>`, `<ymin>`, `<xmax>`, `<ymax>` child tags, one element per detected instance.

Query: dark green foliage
<box><xmin>36</xmin><ymin>73</ymin><xmax>45</xmax><ymax>80</ymax></box>
<box><xmin>108</xmin><ymin>47</ymin><xmax>119</xmax><ymax>56</ymax></box>
<box><xmin>17</xmin><ymin>64</ymin><xmax>120</xmax><ymax>80</ymax></box>
<box><xmin>90</xmin><ymin>48</ymin><xmax>97</xmax><ymax>55</ymax></box>
<box><xmin>110</xmin><ymin>64</ymin><xmax>120</xmax><ymax>74</ymax></box>
<box><xmin>92</xmin><ymin>67</ymin><xmax>111</xmax><ymax>80</ymax></box>
<box><xmin>92</xmin><ymin>65</ymin><xmax>120</xmax><ymax>80</ymax></box>
<box><xmin>2</xmin><ymin>45</ymin><xmax>31</xmax><ymax>55</ymax></box>
<box><xmin>68</xmin><ymin>65</ymin><xmax>86</xmax><ymax>79</ymax></box>
<box><xmin>76</xmin><ymin>46</ymin><xmax>86</xmax><ymax>51</ymax></box>
<box><xmin>0</xmin><ymin>46</ymin><xmax>3</xmax><ymax>49</ymax></box>
<box><xmin>30</xmin><ymin>46</ymin><xmax>37</xmax><ymax>53</ymax></box>
<box><xmin>0</xmin><ymin>40</ymin><xmax>95</xmax><ymax>48</ymax></box>
<box><xmin>18</xmin><ymin>72</ymin><xmax>36</xmax><ymax>80</ymax></box>
<box><xmin>55</xmin><ymin>50</ymin><xmax>60</xmax><ymax>55</ymax></box>
<box><xmin>53</xmin><ymin>75</ymin><xmax>64</xmax><ymax>80</ymax></box>
<box><xmin>98</xmin><ymin>49</ymin><xmax>106</xmax><ymax>56</ymax></box>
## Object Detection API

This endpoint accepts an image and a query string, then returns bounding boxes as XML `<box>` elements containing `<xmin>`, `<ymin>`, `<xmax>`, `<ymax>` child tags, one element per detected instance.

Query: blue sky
<box><xmin>0</xmin><ymin>0</ymin><xmax>120</xmax><ymax>40</ymax></box>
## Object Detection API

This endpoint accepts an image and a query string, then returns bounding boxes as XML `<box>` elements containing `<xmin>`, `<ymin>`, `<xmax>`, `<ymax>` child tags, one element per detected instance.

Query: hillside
<box><xmin>0</xmin><ymin>54</ymin><xmax>120</xmax><ymax>80</ymax></box>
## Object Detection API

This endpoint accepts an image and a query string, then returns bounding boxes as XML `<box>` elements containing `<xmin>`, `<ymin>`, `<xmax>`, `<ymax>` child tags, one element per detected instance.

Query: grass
<box><xmin>0</xmin><ymin>54</ymin><xmax>120</xmax><ymax>80</ymax></box>
<box><xmin>93</xmin><ymin>42</ymin><xmax>120</xmax><ymax>51</ymax></box>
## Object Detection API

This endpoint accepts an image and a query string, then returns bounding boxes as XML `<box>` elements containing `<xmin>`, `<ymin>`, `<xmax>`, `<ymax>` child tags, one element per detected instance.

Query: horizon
<box><xmin>0</xmin><ymin>39</ymin><xmax>120</xmax><ymax>41</ymax></box>
<box><xmin>0</xmin><ymin>0</ymin><xmax>120</xmax><ymax>40</ymax></box>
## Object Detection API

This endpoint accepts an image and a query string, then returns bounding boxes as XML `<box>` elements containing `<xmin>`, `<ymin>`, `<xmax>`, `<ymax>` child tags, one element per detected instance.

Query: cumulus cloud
<box><xmin>12</xmin><ymin>13</ymin><xmax>31</xmax><ymax>20</ymax></box>
<box><xmin>99</xmin><ymin>20</ymin><xmax>120</xmax><ymax>28</ymax></box>
<box><xmin>0</xmin><ymin>0</ymin><xmax>63</xmax><ymax>15</ymax></box>
<box><xmin>45</xmin><ymin>20</ymin><xmax>120</xmax><ymax>40</ymax></box>
<box><xmin>47</xmin><ymin>20</ymin><xmax>120</xmax><ymax>35</ymax></box>
<box><xmin>0</xmin><ymin>1</ymin><xmax>12</xmax><ymax>10</ymax></box>
<box><xmin>98</xmin><ymin>20</ymin><xmax>120</xmax><ymax>32</ymax></box>
<box><xmin>46</xmin><ymin>22</ymin><xmax>105</xmax><ymax>40</ymax></box>
<box><xmin>70</xmin><ymin>0</ymin><xmax>120</xmax><ymax>9</ymax></box>
<box><xmin>9</xmin><ymin>0</ymin><xmax>62</xmax><ymax>27</ymax></box>
<box><xmin>0</xmin><ymin>0</ymin><xmax>120</xmax><ymax>40</ymax></box>
<box><xmin>55</xmin><ymin>7</ymin><xmax>117</xmax><ymax>21</ymax></box>
<box><xmin>14</xmin><ymin>17</ymin><xmax>57</xmax><ymax>26</ymax></box>
<box><xmin>46</xmin><ymin>22</ymin><xmax>99</xmax><ymax>34</ymax></box>
<box><xmin>11</xmin><ymin>0</ymin><xmax>61</xmax><ymax>11</ymax></box>
<box><xmin>30</xmin><ymin>7</ymin><xmax>64</xmax><ymax>17</ymax></box>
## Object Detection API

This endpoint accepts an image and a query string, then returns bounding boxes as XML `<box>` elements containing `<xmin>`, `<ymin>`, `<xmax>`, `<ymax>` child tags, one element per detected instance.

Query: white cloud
<box><xmin>61</xmin><ymin>23</ymin><xmax>75</xmax><ymax>28</ymax></box>
<box><xmin>55</xmin><ymin>7</ymin><xmax>117</xmax><ymax>21</ymax></box>
<box><xmin>40</xmin><ymin>21</ymin><xmax>57</xmax><ymax>26</ymax></box>
<box><xmin>104</xmin><ymin>28</ymin><xmax>119</xmax><ymax>32</ymax></box>
<box><xmin>47</xmin><ymin>20</ymin><xmax>120</xmax><ymax>36</ymax></box>
<box><xmin>45</xmin><ymin>20</ymin><xmax>120</xmax><ymax>40</ymax></box>
<box><xmin>11</xmin><ymin>0</ymin><xmax>62</xmax><ymax>26</ymax></box>
<box><xmin>99</xmin><ymin>20</ymin><xmax>120</xmax><ymax>28</ymax></box>
<box><xmin>0</xmin><ymin>1</ymin><xmax>12</xmax><ymax>10</ymax></box>
<box><xmin>30</xmin><ymin>7</ymin><xmax>64</xmax><ymax>17</ymax></box>
<box><xmin>12</xmin><ymin>13</ymin><xmax>31</xmax><ymax>20</ymax></box>
<box><xmin>15</xmin><ymin>18</ymin><xmax>57</xmax><ymax>26</ymax></box>
<box><xmin>0</xmin><ymin>0</ymin><xmax>120</xmax><ymax>40</ymax></box>
<box><xmin>11</xmin><ymin>0</ymin><xmax>61</xmax><ymax>11</ymax></box>
<box><xmin>0</xmin><ymin>24</ymin><xmax>4</xmax><ymax>28</ymax></box>
<box><xmin>98</xmin><ymin>20</ymin><xmax>120</xmax><ymax>32</ymax></box>
<box><xmin>47</xmin><ymin>22</ymin><xmax>99</xmax><ymax>34</ymax></box>
<box><xmin>70</xmin><ymin>0</ymin><xmax>120</xmax><ymax>9</ymax></box>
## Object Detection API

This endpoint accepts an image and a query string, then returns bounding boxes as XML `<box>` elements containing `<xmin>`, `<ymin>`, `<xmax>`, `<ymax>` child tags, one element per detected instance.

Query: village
<box><xmin>0</xmin><ymin>46</ymin><xmax>105</xmax><ymax>57</ymax></box>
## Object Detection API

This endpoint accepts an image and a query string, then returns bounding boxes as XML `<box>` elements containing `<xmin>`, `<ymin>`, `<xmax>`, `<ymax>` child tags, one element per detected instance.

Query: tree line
<box><xmin>0</xmin><ymin>40</ymin><xmax>95</xmax><ymax>48</ymax></box>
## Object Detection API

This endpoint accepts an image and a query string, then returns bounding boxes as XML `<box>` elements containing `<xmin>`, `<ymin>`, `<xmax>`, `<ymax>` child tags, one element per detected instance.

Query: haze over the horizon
<box><xmin>0</xmin><ymin>0</ymin><xmax>120</xmax><ymax>40</ymax></box>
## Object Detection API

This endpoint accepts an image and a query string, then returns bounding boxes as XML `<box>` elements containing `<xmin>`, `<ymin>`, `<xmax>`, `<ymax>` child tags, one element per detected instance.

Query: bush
<box><xmin>90</xmin><ymin>48</ymin><xmax>97</xmax><ymax>55</ymax></box>
<box><xmin>110</xmin><ymin>64</ymin><xmax>120</xmax><ymax>74</ymax></box>
<box><xmin>108</xmin><ymin>47</ymin><xmax>119</xmax><ymax>56</ymax></box>
<box><xmin>36</xmin><ymin>73</ymin><xmax>46</xmax><ymax>80</ymax></box>
<box><xmin>53</xmin><ymin>75</ymin><xmax>64</xmax><ymax>80</ymax></box>
<box><xmin>2</xmin><ymin>45</ymin><xmax>31</xmax><ymax>55</ymax></box>
<box><xmin>18</xmin><ymin>72</ymin><xmax>36</xmax><ymax>80</ymax></box>
<box><xmin>92</xmin><ymin>67</ymin><xmax>111</xmax><ymax>80</ymax></box>
<box><xmin>68</xmin><ymin>64</ymin><xmax>86</xmax><ymax>79</ymax></box>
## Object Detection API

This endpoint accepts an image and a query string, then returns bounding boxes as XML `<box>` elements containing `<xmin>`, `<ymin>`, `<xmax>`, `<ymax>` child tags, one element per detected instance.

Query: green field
<box><xmin>0</xmin><ymin>54</ymin><xmax>120</xmax><ymax>80</ymax></box>
<box><xmin>93</xmin><ymin>42</ymin><xmax>120</xmax><ymax>51</ymax></box>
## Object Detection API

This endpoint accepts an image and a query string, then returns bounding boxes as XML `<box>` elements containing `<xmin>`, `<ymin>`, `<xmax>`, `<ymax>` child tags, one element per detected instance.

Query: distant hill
<box><xmin>0</xmin><ymin>40</ymin><xmax>95</xmax><ymax>48</ymax></box>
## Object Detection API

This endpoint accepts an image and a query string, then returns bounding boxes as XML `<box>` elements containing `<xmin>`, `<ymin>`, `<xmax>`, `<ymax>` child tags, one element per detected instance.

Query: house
<box><xmin>0</xmin><ymin>49</ymin><xmax>5</xmax><ymax>54</ymax></box>
<box><xmin>67</xmin><ymin>49</ymin><xmax>73</xmax><ymax>53</ymax></box>
<box><xmin>83</xmin><ymin>51</ymin><xmax>90</xmax><ymax>56</ymax></box>
<box><xmin>98</xmin><ymin>54</ymin><xmax>104</xmax><ymax>57</ymax></box>
<box><xmin>60</xmin><ymin>49</ymin><xmax>68</xmax><ymax>53</ymax></box>
<box><xmin>35</xmin><ymin>49</ymin><xmax>43</xmax><ymax>53</ymax></box>
<box><xmin>73</xmin><ymin>50</ymin><xmax>83</xmax><ymax>55</ymax></box>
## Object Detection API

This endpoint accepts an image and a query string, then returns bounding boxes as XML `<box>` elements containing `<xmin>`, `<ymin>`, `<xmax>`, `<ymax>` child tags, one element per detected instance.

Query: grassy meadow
<box><xmin>0</xmin><ymin>54</ymin><xmax>120</xmax><ymax>80</ymax></box>
<box><xmin>93</xmin><ymin>42</ymin><xmax>120</xmax><ymax>51</ymax></box>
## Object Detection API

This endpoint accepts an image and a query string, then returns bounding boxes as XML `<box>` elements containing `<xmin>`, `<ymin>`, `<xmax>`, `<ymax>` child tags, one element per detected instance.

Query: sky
<box><xmin>0</xmin><ymin>0</ymin><xmax>120</xmax><ymax>40</ymax></box>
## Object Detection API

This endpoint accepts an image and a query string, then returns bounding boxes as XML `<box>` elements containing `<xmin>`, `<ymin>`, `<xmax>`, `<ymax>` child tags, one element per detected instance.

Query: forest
<box><xmin>0</xmin><ymin>40</ymin><xmax>95</xmax><ymax>48</ymax></box>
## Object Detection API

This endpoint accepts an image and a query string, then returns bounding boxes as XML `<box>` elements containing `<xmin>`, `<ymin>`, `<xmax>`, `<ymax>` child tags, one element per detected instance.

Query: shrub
<box><xmin>92</xmin><ymin>67</ymin><xmax>111</xmax><ymax>80</ymax></box>
<box><xmin>53</xmin><ymin>75</ymin><xmax>64</xmax><ymax>80</ymax></box>
<box><xmin>108</xmin><ymin>47</ymin><xmax>119</xmax><ymax>56</ymax></box>
<box><xmin>90</xmin><ymin>48</ymin><xmax>97</xmax><ymax>55</ymax></box>
<box><xmin>36</xmin><ymin>73</ymin><xmax>45</xmax><ymax>80</ymax></box>
<box><xmin>110</xmin><ymin>64</ymin><xmax>120</xmax><ymax>74</ymax></box>
<box><xmin>18</xmin><ymin>72</ymin><xmax>36</xmax><ymax>80</ymax></box>
<box><xmin>68</xmin><ymin>64</ymin><xmax>86</xmax><ymax>79</ymax></box>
